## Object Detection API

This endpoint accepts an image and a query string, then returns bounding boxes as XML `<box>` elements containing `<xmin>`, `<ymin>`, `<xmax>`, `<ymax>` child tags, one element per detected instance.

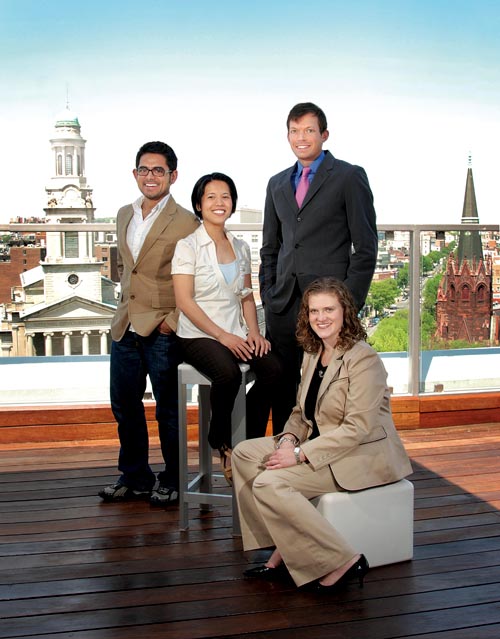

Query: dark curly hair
<box><xmin>296</xmin><ymin>278</ymin><xmax>367</xmax><ymax>354</ymax></box>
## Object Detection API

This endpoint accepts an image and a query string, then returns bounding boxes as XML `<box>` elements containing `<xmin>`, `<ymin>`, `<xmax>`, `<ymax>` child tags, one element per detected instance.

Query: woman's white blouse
<box><xmin>172</xmin><ymin>224</ymin><xmax>252</xmax><ymax>339</ymax></box>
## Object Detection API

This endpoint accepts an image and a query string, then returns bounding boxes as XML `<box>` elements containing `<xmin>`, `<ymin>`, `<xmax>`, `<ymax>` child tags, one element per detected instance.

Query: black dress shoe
<box><xmin>243</xmin><ymin>563</ymin><xmax>289</xmax><ymax>580</ymax></box>
<box><xmin>315</xmin><ymin>554</ymin><xmax>369</xmax><ymax>593</ymax></box>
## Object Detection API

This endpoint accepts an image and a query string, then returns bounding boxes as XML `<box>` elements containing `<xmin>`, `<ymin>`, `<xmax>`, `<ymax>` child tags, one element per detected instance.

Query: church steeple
<box><xmin>457</xmin><ymin>156</ymin><xmax>483</xmax><ymax>266</ymax></box>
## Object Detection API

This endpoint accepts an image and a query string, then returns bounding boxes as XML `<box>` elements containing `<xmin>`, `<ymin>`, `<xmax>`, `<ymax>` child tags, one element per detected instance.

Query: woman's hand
<box><xmin>246</xmin><ymin>332</ymin><xmax>271</xmax><ymax>357</ymax></box>
<box><xmin>265</xmin><ymin>445</ymin><xmax>297</xmax><ymax>469</ymax></box>
<box><xmin>218</xmin><ymin>331</ymin><xmax>255</xmax><ymax>361</ymax></box>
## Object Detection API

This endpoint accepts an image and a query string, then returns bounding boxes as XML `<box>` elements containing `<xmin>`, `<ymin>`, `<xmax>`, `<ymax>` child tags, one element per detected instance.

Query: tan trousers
<box><xmin>232</xmin><ymin>437</ymin><xmax>357</xmax><ymax>587</ymax></box>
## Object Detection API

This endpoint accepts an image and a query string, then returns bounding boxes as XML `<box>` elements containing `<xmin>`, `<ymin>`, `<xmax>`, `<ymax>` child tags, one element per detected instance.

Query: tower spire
<box><xmin>457</xmin><ymin>155</ymin><xmax>483</xmax><ymax>265</ymax></box>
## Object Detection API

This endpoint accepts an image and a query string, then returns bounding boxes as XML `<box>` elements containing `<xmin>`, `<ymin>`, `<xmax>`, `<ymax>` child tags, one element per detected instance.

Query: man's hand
<box><xmin>157</xmin><ymin>320</ymin><xmax>173</xmax><ymax>335</ymax></box>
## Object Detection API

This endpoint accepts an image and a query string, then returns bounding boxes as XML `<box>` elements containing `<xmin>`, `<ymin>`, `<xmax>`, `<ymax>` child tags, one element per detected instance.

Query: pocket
<box><xmin>360</xmin><ymin>425</ymin><xmax>387</xmax><ymax>445</ymax></box>
<box><xmin>151</xmin><ymin>293</ymin><xmax>175</xmax><ymax>309</ymax></box>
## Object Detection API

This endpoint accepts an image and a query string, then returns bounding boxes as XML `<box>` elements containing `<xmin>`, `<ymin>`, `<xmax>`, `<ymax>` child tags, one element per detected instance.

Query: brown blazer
<box><xmin>110</xmin><ymin>196</ymin><xmax>199</xmax><ymax>341</ymax></box>
<box><xmin>282</xmin><ymin>340</ymin><xmax>412</xmax><ymax>491</ymax></box>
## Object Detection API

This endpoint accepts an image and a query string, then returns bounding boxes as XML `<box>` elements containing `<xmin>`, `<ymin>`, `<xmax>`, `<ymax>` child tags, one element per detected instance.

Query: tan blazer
<box><xmin>283</xmin><ymin>340</ymin><xmax>412</xmax><ymax>491</ymax></box>
<box><xmin>110</xmin><ymin>196</ymin><xmax>199</xmax><ymax>341</ymax></box>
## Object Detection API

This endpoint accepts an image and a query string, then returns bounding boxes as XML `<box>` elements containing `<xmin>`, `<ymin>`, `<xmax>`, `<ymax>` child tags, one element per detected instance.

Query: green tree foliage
<box><xmin>421</xmin><ymin>254</ymin><xmax>434</xmax><ymax>273</ymax></box>
<box><xmin>369</xmin><ymin>310</ymin><xmax>408</xmax><ymax>351</ymax></box>
<box><xmin>366</xmin><ymin>279</ymin><xmax>399</xmax><ymax>315</ymax></box>
<box><xmin>369</xmin><ymin>308</ymin><xmax>437</xmax><ymax>352</ymax></box>
<box><xmin>422</xmin><ymin>273</ymin><xmax>442</xmax><ymax>318</ymax></box>
<box><xmin>396</xmin><ymin>263</ymin><xmax>409</xmax><ymax>289</ymax></box>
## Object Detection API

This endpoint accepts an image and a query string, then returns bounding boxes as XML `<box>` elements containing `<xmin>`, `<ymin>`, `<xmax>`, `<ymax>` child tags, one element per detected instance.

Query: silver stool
<box><xmin>178</xmin><ymin>362</ymin><xmax>255</xmax><ymax>533</ymax></box>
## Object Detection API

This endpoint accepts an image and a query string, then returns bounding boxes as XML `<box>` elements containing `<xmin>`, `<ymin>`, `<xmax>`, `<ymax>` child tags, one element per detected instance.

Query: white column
<box><xmin>81</xmin><ymin>330</ymin><xmax>90</xmax><ymax>356</ymax></box>
<box><xmin>26</xmin><ymin>333</ymin><xmax>35</xmax><ymax>357</ymax></box>
<box><xmin>63</xmin><ymin>331</ymin><xmax>73</xmax><ymax>356</ymax></box>
<box><xmin>99</xmin><ymin>329</ymin><xmax>109</xmax><ymax>355</ymax></box>
<box><xmin>44</xmin><ymin>332</ymin><xmax>54</xmax><ymax>356</ymax></box>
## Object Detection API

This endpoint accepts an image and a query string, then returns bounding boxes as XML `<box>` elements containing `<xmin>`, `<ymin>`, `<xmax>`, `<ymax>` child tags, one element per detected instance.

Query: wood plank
<box><xmin>1</xmin><ymin>421</ymin><xmax>500</xmax><ymax>638</ymax></box>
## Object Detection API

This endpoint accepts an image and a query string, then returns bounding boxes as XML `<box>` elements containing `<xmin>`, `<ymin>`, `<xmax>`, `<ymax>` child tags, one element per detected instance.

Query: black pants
<box><xmin>263</xmin><ymin>292</ymin><xmax>304</xmax><ymax>434</ymax></box>
<box><xmin>179</xmin><ymin>337</ymin><xmax>282</xmax><ymax>449</ymax></box>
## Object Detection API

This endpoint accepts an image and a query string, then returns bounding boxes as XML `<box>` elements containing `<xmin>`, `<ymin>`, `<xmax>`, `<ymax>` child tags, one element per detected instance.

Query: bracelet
<box><xmin>277</xmin><ymin>435</ymin><xmax>298</xmax><ymax>448</ymax></box>
<box><xmin>293</xmin><ymin>446</ymin><xmax>302</xmax><ymax>465</ymax></box>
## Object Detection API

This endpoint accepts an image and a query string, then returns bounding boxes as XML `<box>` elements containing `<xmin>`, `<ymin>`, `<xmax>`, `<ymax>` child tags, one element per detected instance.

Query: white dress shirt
<box><xmin>126</xmin><ymin>193</ymin><xmax>170</xmax><ymax>331</ymax></box>
<box><xmin>171</xmin><ymin>224</ymin><xmax>252</xmax><ymax>339</ymax></box>
<box><xmin>127</xmin><ymin>193</ymin><xmax>171</xmax><ymax>261</ymax></box>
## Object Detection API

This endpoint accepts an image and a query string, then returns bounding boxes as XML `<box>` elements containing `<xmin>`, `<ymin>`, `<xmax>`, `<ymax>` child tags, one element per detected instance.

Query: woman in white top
<box><xmin>172</xmin><ymin>173</ymin><xmax>281</xmax><ymax>484</ymax></box>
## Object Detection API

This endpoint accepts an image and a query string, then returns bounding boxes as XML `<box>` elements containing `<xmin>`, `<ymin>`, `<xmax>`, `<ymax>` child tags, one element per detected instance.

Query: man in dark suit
<box><xmin>259</xmin><ymin>102</ymin><xmax>378</xmax><ymax>432</ymax></box>
<box><xmin>99</xmin><ymin>141</ymin><xmax>199</xmax><ymax>505</ymax></box>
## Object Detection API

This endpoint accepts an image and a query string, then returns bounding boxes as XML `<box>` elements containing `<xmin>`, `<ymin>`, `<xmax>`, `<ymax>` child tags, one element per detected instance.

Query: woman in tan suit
<box><xmin>232</xmin><ymin>277</ymin><xmax>412</xmax><ymax>591</ymax></box>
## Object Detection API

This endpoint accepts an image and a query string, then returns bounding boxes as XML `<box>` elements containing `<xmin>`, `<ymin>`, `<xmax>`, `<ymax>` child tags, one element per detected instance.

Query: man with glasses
<box><xmin>99</xmin><ymin>141</ymin><xmax>199</xmax><ymax>505</ymax></box>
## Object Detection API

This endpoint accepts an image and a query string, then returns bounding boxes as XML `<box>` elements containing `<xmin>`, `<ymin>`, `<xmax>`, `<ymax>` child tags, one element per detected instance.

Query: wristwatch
<box><xmin>293</xmin><ymin>446</ymin><xmax>302</xmax><ymax>465</ymax></box>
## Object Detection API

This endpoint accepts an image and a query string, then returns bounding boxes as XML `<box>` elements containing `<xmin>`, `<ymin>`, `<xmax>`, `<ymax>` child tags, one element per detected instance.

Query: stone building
<box><xmin>0</xmin><ymin>107</ymin><xmax>117</xmax><ymax>356</ymax></box>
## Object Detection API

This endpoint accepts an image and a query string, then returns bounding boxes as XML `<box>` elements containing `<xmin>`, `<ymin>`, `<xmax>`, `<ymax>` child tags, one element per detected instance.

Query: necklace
<box><xmin>317</xmin><ymin>362</ymin><xmax>328</xmax><ymax>378</ymax></box>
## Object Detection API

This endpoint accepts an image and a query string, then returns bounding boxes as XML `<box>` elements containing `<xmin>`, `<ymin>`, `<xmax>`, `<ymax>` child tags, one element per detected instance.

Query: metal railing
<box><xmin>1</xmin><ymin>221</ymin><xmax>499</xmax><ymax>402</ymax></box>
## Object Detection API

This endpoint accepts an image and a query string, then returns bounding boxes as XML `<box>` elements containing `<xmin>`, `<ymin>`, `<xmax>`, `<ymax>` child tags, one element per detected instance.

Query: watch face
<box><xmin>68</xmin><ymin>273</ymin><xmax>79</xmax><ymax>285</ymax></box>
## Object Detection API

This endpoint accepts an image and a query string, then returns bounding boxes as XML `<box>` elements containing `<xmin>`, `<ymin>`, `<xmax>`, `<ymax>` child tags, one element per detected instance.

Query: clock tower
<box><xmin>42</xmin><ymin>106</ymin><xmax>103</xmax><ymax>304</ymax></box>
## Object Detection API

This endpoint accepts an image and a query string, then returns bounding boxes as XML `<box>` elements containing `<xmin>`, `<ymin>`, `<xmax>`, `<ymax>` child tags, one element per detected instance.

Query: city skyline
<box><xmin>1</xmin><ymin>0</ymin><xmax>499</xmax><ymax>225</ymax></box>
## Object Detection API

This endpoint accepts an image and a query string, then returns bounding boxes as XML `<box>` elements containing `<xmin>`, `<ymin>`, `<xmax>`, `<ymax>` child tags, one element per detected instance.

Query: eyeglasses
<box><xmin>136</xmin><ymin>166</ymin><xmax>172</xmax><ymax>177</ymax></box>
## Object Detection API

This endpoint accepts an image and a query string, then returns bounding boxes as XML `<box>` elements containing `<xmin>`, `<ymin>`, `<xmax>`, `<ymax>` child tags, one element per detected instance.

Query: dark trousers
<box><xmin>179</xmin><ymin>337</ymin><xmax>282</xmax><ymax>449</ymax></box>
<box><xmin>264</xmin><ymin>293</ymin><xmax>304</xmax><ymax>434</ymax></box>
<box><xmin>110</xmin><ymin>330</ymin><xmax>181</xmax><ymax>491</ymax></box>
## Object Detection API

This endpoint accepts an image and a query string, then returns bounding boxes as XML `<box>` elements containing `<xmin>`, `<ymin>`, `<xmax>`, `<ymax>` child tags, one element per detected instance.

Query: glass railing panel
<box><xmin>1</xmin><ymin>222</ymin><xmax>499</xmax><ymax>404</ymax></box>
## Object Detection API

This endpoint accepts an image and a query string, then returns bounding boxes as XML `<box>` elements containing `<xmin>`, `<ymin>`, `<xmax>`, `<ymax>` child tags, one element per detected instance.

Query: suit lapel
<box><xmin>298</xmin><ymin>348</ymin><xmax>345</xmax><ymax>411</ymax></box>
<box><xmin>135</xmin><ymin>196</ymin><xmax>176</xmax><ymax>268</ymax></box>
<box><xmin>119</xmin><ymin>208</ymin><xmax>134</xmax><ymax>269</ymax></box>
<box><xmin>279</xmin><ymin>166</ymin><xmax>299</xmax><ymax>211</ymax></box>
<box><xmin>299</xmin><ymin>151</ymin><xmax>335</xmax><ymax>210</ymax></box>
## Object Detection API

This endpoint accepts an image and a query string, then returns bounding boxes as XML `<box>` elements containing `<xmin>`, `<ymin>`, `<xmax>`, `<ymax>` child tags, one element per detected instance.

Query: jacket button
<box><xmin>130</xmin><ymin>295</ymin><xmax>135</xmax><ymax>300</ymax></box>
<box><xmin>297</xmin><ymin>216</ymin><xmax>302</xmax><ymax>222</ymax></box>
<box><xmin>132</xmin><ymin>269</ymin><xmax>137</xmax><ymax>274</ymax></box>
<box><xmin>295</xmin><ymin>243</ymin><xmax>299</xmax><ymax>249</ymax></box>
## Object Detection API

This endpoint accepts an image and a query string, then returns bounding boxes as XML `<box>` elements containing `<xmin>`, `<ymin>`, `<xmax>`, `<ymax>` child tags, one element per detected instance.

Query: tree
<box><xmin>396</xmin><ymin>263</ymin><xmax>409</xmax><ymax>290</ymax></box>
<box><xmin>369</xmin><ymin>311</ymin><xmax>408</xmax><ymax>352</ymax></box>
<box><xmin>366</xmin><ymin>279</ymin><xmax>399</xmax><ymax>315</ymax></box>
<box><xmin>422</xmin><ymin>273</ymin><xmax>442</xmax><ymax>318</ymax></box>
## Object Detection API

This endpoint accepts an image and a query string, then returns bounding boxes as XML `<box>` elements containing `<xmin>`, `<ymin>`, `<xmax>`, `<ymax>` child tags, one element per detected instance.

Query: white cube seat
<box><xmin>312</xmin><ymin>478</ymin><xmax>414</xmax><ymax>567</ymax></box>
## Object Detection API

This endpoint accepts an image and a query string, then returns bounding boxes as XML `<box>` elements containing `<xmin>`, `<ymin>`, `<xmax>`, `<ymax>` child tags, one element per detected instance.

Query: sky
<box><xmin>1</xmin><ymin>0</ymin><xmax>499</xmax><ymax>226</ymax></box>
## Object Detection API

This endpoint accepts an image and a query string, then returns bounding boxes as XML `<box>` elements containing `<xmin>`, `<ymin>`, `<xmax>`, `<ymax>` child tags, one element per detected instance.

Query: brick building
<box><xmin>436</xmin><ymin>162</ymin><xmax>492</xmax><ymax>342</ymax></box>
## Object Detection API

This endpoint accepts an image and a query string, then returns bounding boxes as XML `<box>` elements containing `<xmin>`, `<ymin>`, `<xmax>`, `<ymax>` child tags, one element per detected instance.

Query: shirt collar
<box><xmin>132</xmin><ymin>192</ymin><xmax>171</xmax><ymax>218</ymax></box>
<box><xmin>297</xmin><ymin>150</ymin><xmax>325</xmax><ymax>177</ymax></box>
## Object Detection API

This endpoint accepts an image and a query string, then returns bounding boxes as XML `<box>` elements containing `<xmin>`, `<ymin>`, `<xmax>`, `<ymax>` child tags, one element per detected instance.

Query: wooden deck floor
<box><xmin>1</xmin><ymin>423</ymin><xmax>500</xmax><ymax>638</ymax></box>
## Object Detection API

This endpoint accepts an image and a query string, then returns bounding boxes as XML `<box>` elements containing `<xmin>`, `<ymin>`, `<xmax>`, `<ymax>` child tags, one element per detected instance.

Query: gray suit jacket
<box><xmin>111</xmin><ymin>196</ymin><xmax>199</xmax><ymax>341</ymax></box>
<box><xmin>283</xmin><ymin>341</ymin><xmax>412</xmax><ymax>491</ymax></box>
<box><xmin>259</xmin><ymin>151</ymin><xmax>378</xmax><ymax>312</ymax></box>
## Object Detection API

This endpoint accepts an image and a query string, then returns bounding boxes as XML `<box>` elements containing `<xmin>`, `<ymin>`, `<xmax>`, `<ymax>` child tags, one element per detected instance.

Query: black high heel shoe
<box><xmin>244</xmin><ymin>563</ymin><xmax>289</xmax><ymax>580</ymax></box>
<box><xmin>315</xmin><ymin>554</ymin><xmax>369</xmax><ymax>593</ymax></box>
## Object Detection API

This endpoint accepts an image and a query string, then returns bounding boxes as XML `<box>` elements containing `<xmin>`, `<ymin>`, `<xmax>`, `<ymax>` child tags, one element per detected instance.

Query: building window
<box><xmin>57</xmin><ymin>154</ymin><xmax>63</xmax><ymax>175</ymax></box>
<box><xmin>477</xmin><ymin>285</ymin><xmax>486</xmax><ymax>302</ymax></box>
<box><xmin>461</xmin><ymin>285</ymin><xmax>470</xmax><ymax>301</ymax></box>
<box><xmin>77</xmin><ymin>155</ymin><xmax>81</xmax><ymax>176</ymax></box>
<box><xmin>65</xmin><ymin>154</ymin><xmax>73</xmax><ymax>175</ymax></box>
<box><xmin>64</xmin><ymin>231</ymin><xmax>79</xmax><ymax>258</ymax></box>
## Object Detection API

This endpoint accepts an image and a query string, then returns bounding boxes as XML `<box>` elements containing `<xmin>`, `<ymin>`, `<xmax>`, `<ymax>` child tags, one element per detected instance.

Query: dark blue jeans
<box><xmin>110</xmin><ymin>330</ymin><xmax>181</xmax><ymax>491</ymax></box>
